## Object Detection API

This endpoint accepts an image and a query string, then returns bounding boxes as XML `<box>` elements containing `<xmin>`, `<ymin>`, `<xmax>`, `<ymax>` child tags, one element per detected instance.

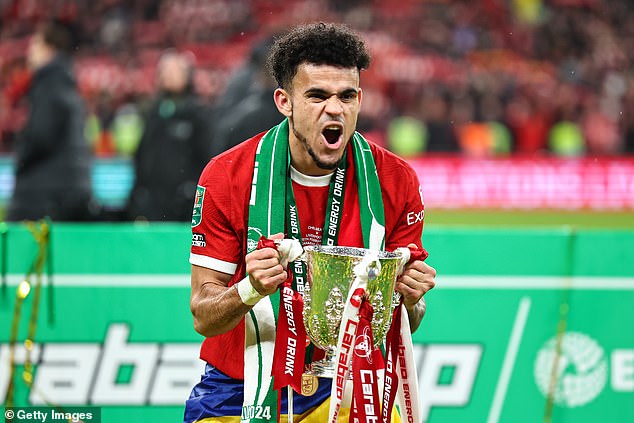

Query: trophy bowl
<box><xmin>302</xmin><ymin>245</ymin><xmax>404</xmax><ymax>378</ymax></box>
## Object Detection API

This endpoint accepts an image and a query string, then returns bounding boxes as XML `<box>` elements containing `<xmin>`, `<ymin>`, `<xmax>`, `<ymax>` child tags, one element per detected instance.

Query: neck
<box><xmin>290</xmin><ymin>165</ymin><xmax>333</xmax><ymax>187</ymax></box>
<box><xmin>289</xmin><ymin>136</ymin><xmax>329</xmax><ymax>177</ymax></box>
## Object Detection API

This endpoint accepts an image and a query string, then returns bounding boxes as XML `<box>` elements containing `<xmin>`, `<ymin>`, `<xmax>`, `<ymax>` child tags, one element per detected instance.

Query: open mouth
<box><xmin>323</xmin><ymin>126</ymin><xmax>342</xmax><ymax>145</ymax></box>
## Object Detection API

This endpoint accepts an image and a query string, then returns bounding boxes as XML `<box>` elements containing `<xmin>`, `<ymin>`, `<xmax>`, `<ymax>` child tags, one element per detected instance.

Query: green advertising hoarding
<box><xmin>1</xmin><ymin>224</ymin><xmax>633</xmax><ymax>422</ymax></box>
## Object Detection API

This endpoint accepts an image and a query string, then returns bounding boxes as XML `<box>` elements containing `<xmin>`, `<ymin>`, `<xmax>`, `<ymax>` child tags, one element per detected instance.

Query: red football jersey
<box><xmin>190</xmin><ymin>132</ymin><xmax>425</xmax><ymax>379</ymax></box>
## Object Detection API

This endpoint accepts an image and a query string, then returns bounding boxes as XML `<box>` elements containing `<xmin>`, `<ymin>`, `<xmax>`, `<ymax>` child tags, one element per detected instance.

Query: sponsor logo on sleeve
<box><xmin>407</xmin><ymin>209</ymin><xmax>425</xmax><ymax>225</ymax></box>
<box><xmin>191</xmin><ymin>185</ymin><xmax>205</xmax><ymax>227</ymax></box>
<box><xmin>192</xmin><ymin>233</ymin><xmax>206</xmax><ymax>248</ymax></box>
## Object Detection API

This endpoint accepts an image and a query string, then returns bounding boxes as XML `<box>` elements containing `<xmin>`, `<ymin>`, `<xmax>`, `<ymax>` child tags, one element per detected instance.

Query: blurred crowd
<box><xmin>2</xmin><ymin>0</ymin><xmax>634</xmax><ymax>159</ymax></box>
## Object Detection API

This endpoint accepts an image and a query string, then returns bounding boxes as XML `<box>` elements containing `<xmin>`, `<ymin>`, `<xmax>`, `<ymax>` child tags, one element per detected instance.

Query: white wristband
<box><xmin>235</xmin><ymin>277</ymin><xmax>264</xmax><ymax>305</ymax></box>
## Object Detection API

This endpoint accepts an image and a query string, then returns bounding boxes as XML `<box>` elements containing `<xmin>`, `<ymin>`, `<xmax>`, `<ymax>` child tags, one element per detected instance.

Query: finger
<box><xmin>246</xmin><ymin>256</ymin><xmax>281</xmax><ymax>274</ymax></box>
<box><xmin>259</xmin><ymin>272</ymin><xmax>288</xmax><ymax>288</ymax></box>
<box><xmin>405</xmin><ymin>259</ymin><xmax>434</xmax><ymax>271</ymax></box>
<box><xmin>405</xmin><ymin>261</ymin><xmax>436</xmax><ymax>279</ymax></box>
<box><xmin>395</xmin><ymin>280</ymin><xmax>418</xmax><ymax>295</ymax></box>
<box><xmin>270</xmin><ymin>232</ymin><xmax>285</xmax><ymax>240</ymax></box>
<box><xmin>399</xmin><ymin>273</ymin><xmax>435</xmax><ymax>294</ymax></box>
<box><xmin>395</xmin><ymin>282</ymin><xmax>422</xmax><ymax>305</ymax></box>
<box><xmin>261</xmin><ymin>273</ymin><xmax>289</xmax><ymax>293</ymax></box>
<box><xmin>251</xmin><ymin>266</ymin><xmax>287</xmax><ymax>293</ymax></box>
<box><xmin>246</xmin><ymin>250</ymin><xmax>281</xmax><ymax>270</ymax></box>
<box><xmin>248</xmin><ymin>262</ymin><xmax>285</xmax><ymax>279</ymax></box>
<box><xmin>400</xmin><ymin>269</ymin><xmax>426</xmax><ymax>287</ymax></box>
<box><xmin>397</xmin><ymin>276</ymin><xmax>423</xmax><ymax>296</ymax></box>
<box><xmin>250</xmin><ymin>247</ymin><xmax>281</xmax><ymax>260</ymax></box>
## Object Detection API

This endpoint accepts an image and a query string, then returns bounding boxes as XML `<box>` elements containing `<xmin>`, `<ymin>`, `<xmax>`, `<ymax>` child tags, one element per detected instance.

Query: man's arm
<box><xmin>190</xmin><ymin>236</ymin><xmax>287</xmax><ymax>338</ymax></box>
<box><xmin>190</xmin><ymin>265</ymin><xmax>252</xmax><ymax>338</ymax></box>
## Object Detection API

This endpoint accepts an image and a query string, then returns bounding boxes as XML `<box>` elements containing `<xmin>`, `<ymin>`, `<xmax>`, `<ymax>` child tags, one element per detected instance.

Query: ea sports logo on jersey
<box><xmin>534</xmin><ymin>332</ymin><xmax>608</xmax><ymax>407</ymax></box>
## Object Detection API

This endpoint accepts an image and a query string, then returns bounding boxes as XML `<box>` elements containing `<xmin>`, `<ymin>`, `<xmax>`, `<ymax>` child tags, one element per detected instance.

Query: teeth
<box><xmin>325</xmin><ymin>126</ymin><xmax>340</xmax><ymax>131</ymax></box>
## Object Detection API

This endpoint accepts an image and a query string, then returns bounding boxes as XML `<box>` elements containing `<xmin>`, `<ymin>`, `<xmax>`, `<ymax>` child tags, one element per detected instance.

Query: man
<box><xmin>210</xmin><ymin>36</ymin><xmax>282</xmax><ymax>157</ymax></box>
<box><xmin>127</xmin><ymin>50</ymin><xmax>212</xmax><ymax>221</ymax></box>
<box><xmin>8</xmin><ymin>20</ymin><xmax>96</xmax><ymax>221</ymax></box>
<box><xmin>186</xmin><ymin>23</ymin><xmax>436</xmax><ymax>422</ymax></box>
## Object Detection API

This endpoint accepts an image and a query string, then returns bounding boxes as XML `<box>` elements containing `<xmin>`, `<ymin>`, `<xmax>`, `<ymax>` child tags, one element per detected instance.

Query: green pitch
<box><xmin>426</xmin><ymin>209</ymin><xmax>634</xmax><ymax>229</ymax></box>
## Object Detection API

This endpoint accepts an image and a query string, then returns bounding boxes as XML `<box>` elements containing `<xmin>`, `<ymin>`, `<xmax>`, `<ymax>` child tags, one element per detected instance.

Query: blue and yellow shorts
<box><xmin>184</xmin><ymin>364</ymin><xmax>401</xmax><ymax>422</ymax></box>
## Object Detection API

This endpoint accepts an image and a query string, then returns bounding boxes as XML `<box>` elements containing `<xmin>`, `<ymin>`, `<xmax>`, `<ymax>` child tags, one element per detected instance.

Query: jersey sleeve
<box><xmin>189</xmin><ymin>159</ymin><xmax>242</xmax><ymax>275</ymax></box>
<box><xmin>384</xmin><ymin>159</ymin><xmax>425</xmax><ymax>252</ymax></box>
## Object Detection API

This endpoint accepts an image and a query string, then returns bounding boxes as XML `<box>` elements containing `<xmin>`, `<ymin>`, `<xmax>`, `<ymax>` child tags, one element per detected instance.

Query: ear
<box><xmin>357</xmin><ymin>87</ymin><xmax>363</xmax><ymax>108</ymax></box>
<box><xmin>273</xmin><ymin>88</ymin><xmax>292</xmax><ymax>117</ymax></box>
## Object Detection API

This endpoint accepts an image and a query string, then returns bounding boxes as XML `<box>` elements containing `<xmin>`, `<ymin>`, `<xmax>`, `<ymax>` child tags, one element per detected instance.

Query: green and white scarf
<box><xmin>242</xmin><ymin>118</ymin><xmax>385</xmax><ymax>422</ymax></box>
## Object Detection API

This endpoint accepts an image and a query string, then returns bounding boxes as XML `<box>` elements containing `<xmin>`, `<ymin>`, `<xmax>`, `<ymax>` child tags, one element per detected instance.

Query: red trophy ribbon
<box><xmin>272</xmin><ymin>277</ymin><xmax>307</xmax><ymax>393</ymax></box>
<box><xmin>328</xmin><ymin>286</ymin><xmax>364</xmax><ymax>423</ymax></box>
<box><xmin>382</xmin><ymin>298</ymin><xmax>402</xmax><ymax>423</ymax></box>
<box><xmin>381</xmin><ymin>246</ymin><xmax>428</xmax><ymax>423</ymax></box>
<box><xmin>351</xmin><ymin>298</ymin><xmax>381</xmax><ymax>423</ymax></box>
<box><xmin>258</xmin><ymin>237</ymin><xmax>307</xmax><ymax>394</ymax></box>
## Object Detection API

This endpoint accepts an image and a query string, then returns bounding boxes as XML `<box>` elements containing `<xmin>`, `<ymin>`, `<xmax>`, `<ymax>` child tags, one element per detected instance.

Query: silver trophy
<box><xmin>301</xmin><ymin>245</ymin><xmax>406</xmax><ymax>378</ymax></box>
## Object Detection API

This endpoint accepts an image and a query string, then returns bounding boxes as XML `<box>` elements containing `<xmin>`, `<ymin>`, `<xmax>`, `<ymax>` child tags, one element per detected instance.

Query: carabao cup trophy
<box><xmin>302</xmin><ymin>245</ymin><xmax>405</xmax><ymax>377</ymax></box>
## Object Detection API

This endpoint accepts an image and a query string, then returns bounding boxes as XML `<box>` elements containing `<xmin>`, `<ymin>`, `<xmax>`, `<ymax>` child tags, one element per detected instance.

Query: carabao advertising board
<box><xmin>1</xmin><ymin>224</ymin><xmax>633</xmax><ymax>422</ymax></box>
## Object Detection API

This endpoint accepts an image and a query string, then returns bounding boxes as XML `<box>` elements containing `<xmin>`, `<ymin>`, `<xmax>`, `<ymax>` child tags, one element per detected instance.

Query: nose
<box><xmin>324</xmin><ymin>95</ymin><xmax>344</xmax><ymax>116</ymax></box>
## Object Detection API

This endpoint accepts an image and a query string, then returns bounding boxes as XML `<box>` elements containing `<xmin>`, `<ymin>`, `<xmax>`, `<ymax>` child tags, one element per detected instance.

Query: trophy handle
<box><xmin>353</xmin><ymin>250</ymin><xmax>382</xmax><ymax>282</ymax></box>
<box><xmin>394</xmin><ymin>247</ymin><xmax>411</xmax><ymax>276</ymax></box>
<box><xmin>392</xmin><ymin>247</ymin><xmax>412</xmax><ymax>307</ymax></box>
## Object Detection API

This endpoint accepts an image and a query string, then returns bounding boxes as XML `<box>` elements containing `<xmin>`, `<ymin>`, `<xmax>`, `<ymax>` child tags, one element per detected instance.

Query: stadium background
<box><xmin>1</xmin><ymin>0</ymin><xmax>634</xmax><ymax>422</ymax></box>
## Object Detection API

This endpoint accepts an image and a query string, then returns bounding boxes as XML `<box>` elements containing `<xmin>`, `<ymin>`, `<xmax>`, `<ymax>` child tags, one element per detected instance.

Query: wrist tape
<box><xmin>235</xmin><ymin>277</ymin><xmax>264</xmax><ymax>305</ymax></box>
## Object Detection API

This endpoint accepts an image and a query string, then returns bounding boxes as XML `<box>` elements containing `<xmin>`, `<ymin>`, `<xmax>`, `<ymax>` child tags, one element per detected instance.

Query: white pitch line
<box><xmin>5</xmin><ymin>274</ymin><xmax>190</xmax><ymax>287</ymax></box>
<box><xmin>435</xmin><ymin>276</ymin><xmax>634</xmax><ymax>290</ymax></box>
<box><xmin>487</xmin><ymin>297</ymin><xmax>531</xmax><ymax>423</ymax></box>
<box><xmin>4</xmin><ymin>275</ymin><xmax>634</xmax><ymax>289</ymax></box>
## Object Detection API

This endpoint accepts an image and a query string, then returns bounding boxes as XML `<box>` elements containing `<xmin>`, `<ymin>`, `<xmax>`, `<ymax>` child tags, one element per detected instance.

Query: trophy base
<box><xmin>304</xmin><ymin>359</ymin><xmax>335</xmax><ymax>378</ymax></box>
<box><xmin>304</xmin><ymin>359</ymin><xmax>352</xmax><ymax>380</ymax></box>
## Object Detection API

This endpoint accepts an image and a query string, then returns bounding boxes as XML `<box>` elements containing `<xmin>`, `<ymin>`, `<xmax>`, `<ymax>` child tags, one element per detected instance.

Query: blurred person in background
<box><xmin>625</xmin><ymin>80</ymin><xmax>634</xmax><ymax>154</ymax></box>
<box><xmin>7</xmin><ymin>19</ymin><xmax>98</xmax><ymax>222</ymax></box>
<box><xmin>419</xmin><ymin>87</ymin><xmax>460</xmax><ymax>153</ymax></box>
<box><xmin>210</xmin><ymin>35</ymin><xmax>283</xmax><ymax>158</ymax></box>
<box><xmin>126</xmin><ymin>49</ymin><xmax>212</xmax><ymax>221</ymax></box>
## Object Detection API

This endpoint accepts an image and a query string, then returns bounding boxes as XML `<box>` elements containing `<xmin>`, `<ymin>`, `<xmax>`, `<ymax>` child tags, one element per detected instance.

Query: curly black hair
<box><xmin>267</xmin><ymin>22</ymin><xmax>371</xmax><ymax>90</ymax></box>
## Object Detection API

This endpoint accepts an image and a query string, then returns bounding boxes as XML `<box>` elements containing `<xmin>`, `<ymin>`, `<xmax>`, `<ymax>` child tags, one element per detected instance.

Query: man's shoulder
<box><xmin>199</xmin><ymin>132</ymin><xmax>264</xmax><ymax>184</ymax></box>
<box><xmin>366</xmin><ymin>138</ymin><xmax>416</xmax><ymax>178</ymax></box>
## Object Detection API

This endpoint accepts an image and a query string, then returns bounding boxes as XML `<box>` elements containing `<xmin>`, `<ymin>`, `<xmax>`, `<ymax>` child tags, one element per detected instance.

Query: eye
<box><xmin>340</xmin><ymin>92</ymin><xmax>357</xmax><ymax>102</ymax></box>
<box><xmin>308</xmin><ymin>92</ymin><xmax>327</xmax><ymax>101</ymax></box>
